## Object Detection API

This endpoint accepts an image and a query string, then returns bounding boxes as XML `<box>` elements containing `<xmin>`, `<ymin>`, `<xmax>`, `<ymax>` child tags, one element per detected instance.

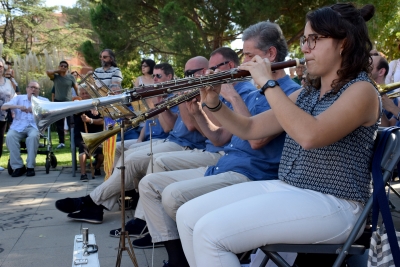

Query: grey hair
<box><xmin>242</xmin><ymin>21</ymin><xmax>288</xmax><ymax>62</ymax></box>
<box><xmin>78</xmin><ymin>83</ymin><xmax>88</xmax><ymax>94</ymax></box>
<box><xmin>0</xmin><ymin>58</ymin><xmax>5</xmax><ymax>75</ymax></box>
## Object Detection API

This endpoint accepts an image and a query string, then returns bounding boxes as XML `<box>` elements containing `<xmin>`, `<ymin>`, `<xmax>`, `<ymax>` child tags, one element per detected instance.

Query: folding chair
<box><xmin>258</xmin><ymin>127</ymin><xmax>400</xmax><ymax>267</ymax></box>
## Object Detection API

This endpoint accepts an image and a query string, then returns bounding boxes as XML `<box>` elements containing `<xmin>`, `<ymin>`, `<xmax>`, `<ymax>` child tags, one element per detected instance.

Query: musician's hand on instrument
<box><xmin>382</xmin><ymin>95</ymin><xmax>398</xmax><ymax>112</ymax></box>
<box><xmin>186</xmin><ymin>98</ymin><xmax>201</xmax><ymax>116</ymax></box>
<box><xmin>81</xmin><ymin>114</ymin><xmax>90</xmax><ymax>123</ymax></box>
<box><xmin>238</xmin><ymin>55</ymin><xmax>272</xmax><ymax>88</ymax></box>
<box><xmin>200</xmin><ymin>85</ymin><xmax>220</xmax><ymax>108</ymax></box>
<box><xmin>220</xmin><ymin>84</ymin><xmax>239</xmax><ymax>102</ymax></box>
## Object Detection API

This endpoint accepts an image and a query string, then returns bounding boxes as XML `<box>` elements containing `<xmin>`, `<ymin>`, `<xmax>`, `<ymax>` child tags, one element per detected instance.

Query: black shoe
<box><xmin>11</xmin><ymin>166</ymin><xmax>26</xmax><ymax>177</ymax></box>
<box><xmin>131</xmin><ymin>233</ymin><xmax>164</xmax><ymax>249</ymax></box>
<box><xmin>67</xmin><ymin>205</ymin><xmax>103</xmax><ymax>224</ymax></box>
<box><xmin>55</xmin><ymin>197</ymin><xmax>84</xmax><ymax>213</ymax></box>
<box><xmin>94</xmin><ymin>168</ymin><xmax>101</xmax><ymax>176</ymax></box>
<box><xmin>109</xmin><ymin>218</ymin><xmax>148</xmax><ymax>238</ymax></box>
<box><xmin>80</xmin><ymin>174</ymin><xmax>88</xmax><ymax>182</ymax></box>
<box><xmin>26</xmin><ymin>168</ymin><xmax>35</xmax><ymax>177</ymax></box>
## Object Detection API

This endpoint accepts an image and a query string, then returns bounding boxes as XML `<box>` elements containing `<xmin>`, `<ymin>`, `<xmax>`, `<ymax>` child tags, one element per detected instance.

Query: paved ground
<box><xmin>0</xmin><ymin>166</ymin><xmax>167</xmax><ymax>267</ymax></box>
<box><xmin>0</xmin><ymin>166</ymin><xmax>399</xmax><ymax>267</ymax></box>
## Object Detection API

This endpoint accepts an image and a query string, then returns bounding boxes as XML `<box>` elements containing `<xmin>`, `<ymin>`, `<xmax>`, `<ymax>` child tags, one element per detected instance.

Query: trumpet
<box><xmin>32</xmin><ymin>58</ymin><xmax>305</xmax><ymax>133</ymax></box>
<box><xmin>82</xmin><ymin>89</ymin><xmax>201</xmax><ymax>155</ymax></box>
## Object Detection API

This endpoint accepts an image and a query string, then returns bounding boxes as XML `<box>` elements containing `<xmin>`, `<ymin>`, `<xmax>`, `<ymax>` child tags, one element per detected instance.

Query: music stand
<box><xmin>115</xmin><ymin>120</ymin><xmax>139</xmax><ymax>267</ymax></box>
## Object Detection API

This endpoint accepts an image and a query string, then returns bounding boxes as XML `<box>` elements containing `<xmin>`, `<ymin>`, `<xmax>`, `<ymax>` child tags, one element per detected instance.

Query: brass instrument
<box><xmin>78</xmin><ymin>73</ymin><xmax>140</xmax><ymax>119</ymax></box>
<box><xmin>32</xmin><ymin>58</ymin><xmax>305</xmax><ymax>133</ymax></box>
<box><xmin>378</xmin><ymin>81</ymin><xmax>400</xmax><ymax>96</ymax></box>
<box><xmin>387</xmin><ymin>92</ymin><xmax>400</xmax><ymax>99</ymax></box>
<box><xmin>82</xmin><ymin>89</ymin><xmax>201</xmax><ymax>155</ymax></box>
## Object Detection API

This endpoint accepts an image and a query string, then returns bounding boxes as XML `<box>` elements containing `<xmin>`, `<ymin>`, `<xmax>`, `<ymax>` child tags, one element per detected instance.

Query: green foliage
<box><xmin>78</xmin><ymin>0</ymin><xmax>400</xmax><ymax>77</ymax></box>
<box><xmin>79</xmin><ymin>40</ymin><xmax>100</xmax><ymax>69</ymax></box>
<box><xmin>0</xmin><ymin>0</ymin><xmax>92</xmax><ymax>58</ymax></box>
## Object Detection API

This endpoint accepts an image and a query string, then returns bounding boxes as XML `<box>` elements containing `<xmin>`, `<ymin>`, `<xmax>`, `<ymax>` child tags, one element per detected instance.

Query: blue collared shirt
<box><xmin>205</xmin><ymin>81</ymin><xmax>257</xmax><ymax>153</ymax></box>
<box><xmin>7</xmin><ymin>95</ymin><xmax>49</xmax><ymax>132</ymax></box>
<box><xmin>143</xmin><ymin>117</ymin><xmax>169</xmax><ymax>141</ymax></box>
<box><xmin>167</xmin><ymin>111</ymin><xmax>206</xmax><ymax>149</ymax></box>
<box><xmin>204</xmin><ymin>75</ymin><xmax>300</xmax><ymax>180</ymax></box>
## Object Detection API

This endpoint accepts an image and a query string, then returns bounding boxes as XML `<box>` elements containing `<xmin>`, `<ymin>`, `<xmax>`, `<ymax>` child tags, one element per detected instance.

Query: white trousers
<box><xmin>146</xmin><ymin>149</ymin><xmax>224</xmax><ymax>174</ymax></box>
<box><xmin>138</xmin><ymin>168</ymin><xmax>249</xmax><ymax>242</ymax></box>
<box><xmin>6</xmin><ymin>127</ymin><xmax>40</xmax><ymax>169</ymax></box>
<box><xmin>90</xmin><ymin>140</ymin><xmax>186</xmax><ymax>210</ymax></box>
<box><xmin>135</xmin><ymin>150</ymin><xmax>223</xmax><ymax>221</ymax></box>
<box><xmin>176</xmin><ymin>180</ymin><xmax>365</xmax><ymax>267</ymax></box>
<box><xmin>113</xmin><ymin>139</ymin><xmax>138</xmax><ymax>168</ymax></box>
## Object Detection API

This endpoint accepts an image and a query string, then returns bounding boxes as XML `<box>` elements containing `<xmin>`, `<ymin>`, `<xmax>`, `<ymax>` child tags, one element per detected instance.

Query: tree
<box><xmin>82</xmin><ymin>0</ymin><xmax>400</xmax><ymax>78</ymax></box>
<box><xmin>0</xmin><ymin>0</ymin><xmax>91</xmax><ymax>58</ymax></box>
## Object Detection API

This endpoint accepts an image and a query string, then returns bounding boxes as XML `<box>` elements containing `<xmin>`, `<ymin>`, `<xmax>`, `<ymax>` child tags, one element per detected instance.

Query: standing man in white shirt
<box><xmin>2</xmin><ymin>81</ymin><xmax>49</xmax><ymax>177</ymax></box>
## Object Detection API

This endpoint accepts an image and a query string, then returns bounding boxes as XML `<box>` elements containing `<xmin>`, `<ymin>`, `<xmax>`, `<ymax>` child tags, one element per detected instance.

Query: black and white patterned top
<box><xmin>279</xmin><ymin>72</ymin><xmax>380</xmax><ymax>205</ymax></box>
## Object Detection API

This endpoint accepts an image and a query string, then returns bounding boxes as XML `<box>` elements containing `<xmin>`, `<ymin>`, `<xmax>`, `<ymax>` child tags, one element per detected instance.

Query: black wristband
<box><xmin>202</xmin><ymin>100</ymin><xmax>223</xmax><ymax>112</ymax></box>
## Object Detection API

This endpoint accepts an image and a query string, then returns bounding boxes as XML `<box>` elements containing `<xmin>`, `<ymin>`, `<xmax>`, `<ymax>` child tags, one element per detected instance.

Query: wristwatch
<box><xmin>260</xmin><ymin>80</ymin><xmax>279</xmax><ymax>95</ymax></box>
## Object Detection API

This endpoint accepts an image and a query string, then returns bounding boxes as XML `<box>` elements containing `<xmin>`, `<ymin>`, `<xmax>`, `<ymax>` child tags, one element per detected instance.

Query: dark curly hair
<box><xmin>304</xmin><ymin>3</ymin><xmax>375</xmax><ymax>93</ymax></box>
<box><xmin>141</xmin><ymin>59</ymin><xmax>156</xmax><ymax>75</ymax></box>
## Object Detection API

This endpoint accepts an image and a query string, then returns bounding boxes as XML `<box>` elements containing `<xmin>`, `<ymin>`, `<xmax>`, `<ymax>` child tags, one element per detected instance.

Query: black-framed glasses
<box><xmin>60</xmin><ymin>64</ymin><xmax>68</xmax><ymax>68</ymax></box>
<box><xmin>184</xmin><ymin>68</ymin><xmax>204</xmax><ymax>77</ymax></box>
<box><xmin>142</xmin><ymin>64</ymin><xmax>149</xmax><ymax>68</ymax></box>
<box><xmin>209</xmin><ymin>61</ymin><xmax>230</xmax><ymax>71</ymax></box>
<box><xmin>99</xmin><ymin>55</ymin><xmax>110</xmax><ymax>59</ymax></box>
<box><xmin>152</xmin><ymin>73</ymin><xmax>163</xmax><ymax>79</ymax></box>
<box><xmin>300</xmin><ymin>34</ymin><xmax>330</xmax><ymax>50</ymax></box>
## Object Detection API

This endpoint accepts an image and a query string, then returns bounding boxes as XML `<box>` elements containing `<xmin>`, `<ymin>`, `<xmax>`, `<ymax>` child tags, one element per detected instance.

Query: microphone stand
<box><xmin>115</xmin><ymin>119</ymin><xmax>139</xmax><ymax>267</ymax></box>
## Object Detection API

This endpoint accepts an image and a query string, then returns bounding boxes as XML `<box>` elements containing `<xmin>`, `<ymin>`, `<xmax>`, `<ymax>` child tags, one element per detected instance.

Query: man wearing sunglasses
<box><xmin>93</xmin><ymin>49</ymin><xmax>123</xmax><ymax>87</ymax></box>
<box><xmin>2</xmin><ymin>82</ymin><xmax>49</xmax><ymax>177</ymax></box>
<box><xmin>46</xmin><ymin>60</ymin><xmax>79</xmax><ymax>149</ymax></box>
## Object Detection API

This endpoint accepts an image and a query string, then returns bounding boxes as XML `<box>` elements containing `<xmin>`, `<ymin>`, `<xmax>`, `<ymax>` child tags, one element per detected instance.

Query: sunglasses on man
<box><xmin>152</xmin><ymin>74</ymin><xmax>163</xmax><ymax>79</ymax></box>
<box><xmin>184</xmin><ymin>68</ymin><xmax>204</xmax><ymax>77</ymax></box>
<box><xmin>209</xmin><ymin>61</ymin><xmax>230</xmax><ymax>71</ymax></box>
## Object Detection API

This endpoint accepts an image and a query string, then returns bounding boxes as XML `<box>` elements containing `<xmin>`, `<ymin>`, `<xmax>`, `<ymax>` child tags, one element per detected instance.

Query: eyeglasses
<box><xmin>300</xmin><ymin>34</ymin><xmax>330</xmax><ymax>50</ymax></box>
<box><xmin>152</xmin><ymin>74</ymin><xmax>163</xmax><ymax>79</ymax></box>
<box><xmin>99</xmin><ymin>55</ymin><xmax>110</xmax><ymax>59</ymax></box>
<box><xmin>142</xmin><ymin>64</ymin><xmax>149</xmax><ymax>68</ymax></box>
<box><xmin>28</xmin><ymin>86</ymin><xmax>39</xmax><ymax>90</ymax></box>
<box><xmin>184</xmin><ymin>68</ymin><xmax>204</xmax><ymax>77</ymax></box>
<box><xmin>209</xmin><ymin>61</ymin><xmax>230</xmax><ymax>71</ymax></box>
<box><xmin>59</xmin><ymin>65</ymin><xmax>68</xmax><ymax>68</ymax></box>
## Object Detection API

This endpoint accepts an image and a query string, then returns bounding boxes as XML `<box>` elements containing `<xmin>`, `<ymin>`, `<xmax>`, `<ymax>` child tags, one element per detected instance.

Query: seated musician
<box><xmin>175</xmin><ymin>4</ymin><xmax>380</xmax><ymax>267</ymax></box>
<box><xmin>123</xmin><ymin>23</ymin><xmax>301</xmax><ymax>266</ymax></box>
<box><xmin>55</xmin><ymin>63</ymin><xmax>207</xmax><ymax>224</ymax></box>
<box><xmin>73</xmin><ymin>86</ymin><xmax>104</xmax><ymax>181</ymax></box>
<box><xmin>2</xmin><ymin>81</ymin><xmax>49</xmax><ymax>177</ymax></box>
